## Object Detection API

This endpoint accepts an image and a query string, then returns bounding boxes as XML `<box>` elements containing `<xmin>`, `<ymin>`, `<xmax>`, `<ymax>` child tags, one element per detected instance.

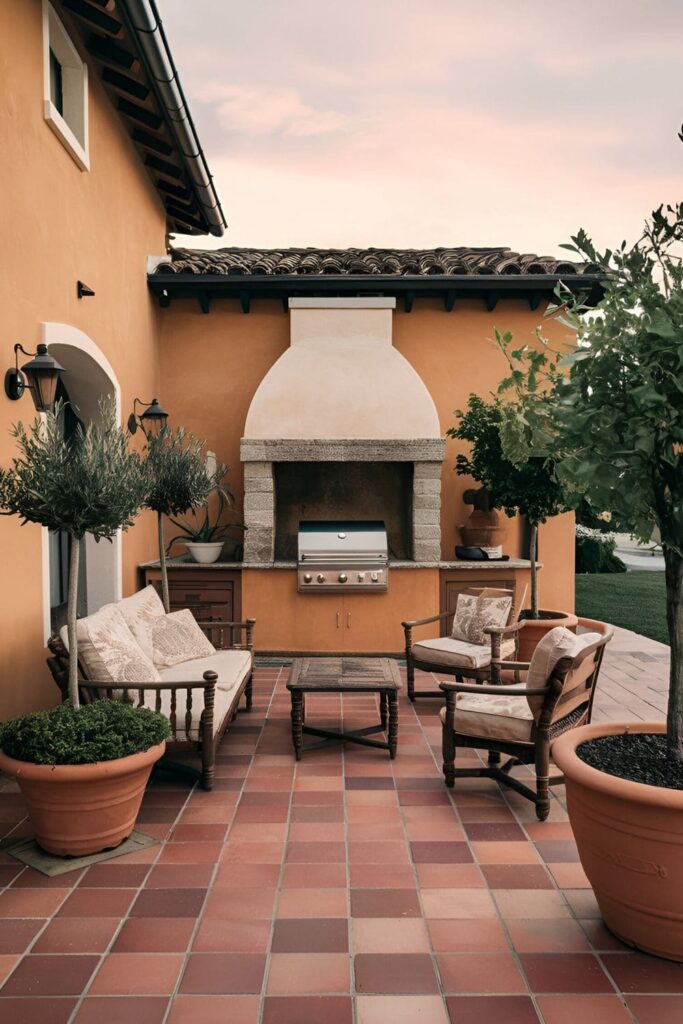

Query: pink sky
<box><xmin>161</xmin><ymin>0</ymin><xmax>682</xmax><ymax>257</ymax></box>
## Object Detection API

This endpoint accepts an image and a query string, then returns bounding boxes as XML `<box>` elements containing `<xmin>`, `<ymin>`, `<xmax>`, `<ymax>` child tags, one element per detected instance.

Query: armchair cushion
<box><xmin>150</xmin><ymin>609</ymin><xmax>216</xmax><ymax>669</ymax></box>
<box><xmin>118</xmin><ymin>585</ymin><xmax>166</xmax><ymax>661</ymax></box>
<box><xmin>440</xmin><ymin>684</ymin><xmax>534</xmax><ymax>744</ymax></box>
<box><xmin>526</xmin><ymin>628</ymin><xmax>603</xmax><ymax>717</ymax></box>
<box><xmin>158</xmin><ymin>649</ymin><xmax>252</xmax><ymax>694</ymax></box>
<box><xmin>413</xmin><ymin>635</ymin><xmax>516</xmax><ymax>671</ymax></box>
<box><xmin>451</xmin><ymin>591</ymin><xmax>512</xmax><ymax>645</ymax></box>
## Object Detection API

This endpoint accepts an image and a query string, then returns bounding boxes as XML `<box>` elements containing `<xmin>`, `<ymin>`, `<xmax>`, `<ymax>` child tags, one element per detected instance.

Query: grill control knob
<box><xmin>357</xmin><ymin>572</ymin><xmax>365</xmax><ymax>582</ymax></box>
<box><xmin>303</xmin><ymin>573</ymin><xmax>312</xmax><ymax>583</ymax></box>
<box><xmin>371</xmin><ymin>572</ymin><xmax>379</xmax><ymax>582</ymax></box>
<box><xmin>338</xmin><ymin>573</ymin><xmax>348</xmax><ymax>583</ymax></box>
<box><xmin>316</xmin><ymin>573</ymin><xmax>325</xmax><ymax>583</ymax></box>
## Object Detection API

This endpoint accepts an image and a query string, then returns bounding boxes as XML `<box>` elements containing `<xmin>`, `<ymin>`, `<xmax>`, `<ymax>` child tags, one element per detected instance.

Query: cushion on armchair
<box><xmin>412</xmin><ymin>635</ymin><xmax>516</xmax><ymax>670</ymax></box>
<box><xmin>451</xmin><ymin>591</ymin><xmax>513</xmax><ymax>645</ymax></box>
<box><xmin>525</xmin><ymin>627</ymin><xmax>603</xmax><ymax>717</ymax></box>
<box><xmin>440</xmin><ymin>685</ymin><xmax>534</xmax><ymax>744</ymax></box>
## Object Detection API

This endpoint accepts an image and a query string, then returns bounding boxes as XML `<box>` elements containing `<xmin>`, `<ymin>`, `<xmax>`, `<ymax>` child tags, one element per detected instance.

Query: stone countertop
<box><xmin>141</xmin><ymin>557</ymin><xmax>540</xmax><ymax>571</ymax></box>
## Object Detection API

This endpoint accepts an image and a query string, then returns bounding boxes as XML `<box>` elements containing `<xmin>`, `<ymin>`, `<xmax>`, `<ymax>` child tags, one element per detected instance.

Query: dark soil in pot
<box><xmin>519</xmin><ymin>609</ymin><xmax>573</xmax><ymax>621</ymax></box>
<box><xmin>578</xmin><ymin>733</ymin><xmax>683</xmax><ymax>791</ymax></box>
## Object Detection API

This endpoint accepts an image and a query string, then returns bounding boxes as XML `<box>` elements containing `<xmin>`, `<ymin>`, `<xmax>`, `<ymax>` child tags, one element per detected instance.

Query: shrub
<box><xmin>576</xmin><ymin>527</ymin><xmax>627</xmax><ymax>574</ymax></box>
<box><xmin>0</xmin><ymin>700</ymin><xmax>170</xmax><ymax>765</ymax></box>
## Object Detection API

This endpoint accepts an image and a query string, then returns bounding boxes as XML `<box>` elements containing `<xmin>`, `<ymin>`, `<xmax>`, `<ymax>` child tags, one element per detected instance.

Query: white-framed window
<box><xmin>42</xmin><ymin>1</ymin><xmax>89</xmax><ymax>170</ymax></box>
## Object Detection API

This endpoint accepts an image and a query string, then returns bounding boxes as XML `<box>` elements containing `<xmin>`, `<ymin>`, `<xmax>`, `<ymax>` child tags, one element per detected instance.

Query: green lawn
<box><xmin>575</xmin><ymin>571</ymin><xmax>669</xmax><ymax>645</ymax></box>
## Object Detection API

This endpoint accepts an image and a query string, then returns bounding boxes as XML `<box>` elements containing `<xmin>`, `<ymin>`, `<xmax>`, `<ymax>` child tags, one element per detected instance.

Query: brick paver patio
<box><xmin>0</xmin><ymin>626</ymin><xmax>678</xmax><ymax>1024</ymax></box>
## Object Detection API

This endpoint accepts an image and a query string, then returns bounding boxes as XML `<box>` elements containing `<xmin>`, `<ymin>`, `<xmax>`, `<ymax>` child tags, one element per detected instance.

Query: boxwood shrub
<box><xmin>0</xmin><ymin>700</ymin><xmax>170</xmax><ymax>765</ymax></box>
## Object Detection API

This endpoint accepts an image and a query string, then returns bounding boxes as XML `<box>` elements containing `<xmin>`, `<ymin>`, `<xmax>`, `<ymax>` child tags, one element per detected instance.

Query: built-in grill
<box><xmin>297</xmin><ymin>521</ymin><xmax>388</xmax><ymax>592</ymax></box>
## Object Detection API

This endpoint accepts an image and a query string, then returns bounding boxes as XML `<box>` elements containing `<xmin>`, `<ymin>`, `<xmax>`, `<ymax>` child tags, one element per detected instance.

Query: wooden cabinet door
<box><xmin>439</xmin><ymin>572</ymin><xmax>516</xmax><ymax>636</ymax></box>
<box><xmin>144</xmin><ymin>568</ymin><xmax>241</xmax><ymax>623</ymax></box>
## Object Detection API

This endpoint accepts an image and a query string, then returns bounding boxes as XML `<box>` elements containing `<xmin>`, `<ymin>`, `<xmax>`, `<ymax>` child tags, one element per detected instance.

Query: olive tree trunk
<box><xmin>157</xmin><ymin>511</ymin><xmax>170</xmax><ymax>613</ymax></box>
<box><xmin>529</xmin><ymin>521</ymin><xmax>539</xmax><ymax>619</ymax></box>
<box><xmin>67</xmin><ymin>534</ymin><xmax>81</xmax><ymax>710</ymax></box>
<box><xmin>665</xmin><ymin>545</ymin><xmax>683</xmax><ymax>762</ymax></box>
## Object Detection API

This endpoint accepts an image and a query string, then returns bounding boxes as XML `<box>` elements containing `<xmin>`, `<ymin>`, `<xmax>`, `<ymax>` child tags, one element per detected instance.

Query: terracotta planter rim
<box><xmin>521</xmin><ymin>609</ymin><xmax>577</xmax><ymax>621</ymax></box>
<box><xmin>553</xmin><ymin>721</ymin><xmax>683</xmax><ymax>811</ymax></box>
<box><xmin>0</xmin><ymin>741</ymin><xmax>166</xmax><ymax>783</ymax></box>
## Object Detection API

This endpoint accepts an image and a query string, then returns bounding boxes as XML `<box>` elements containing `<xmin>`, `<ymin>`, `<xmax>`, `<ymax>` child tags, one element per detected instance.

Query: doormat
<box><xmin>3</xmin><ymin>830</ymin><xmax>158</xmax><ymax>877</ymax></box>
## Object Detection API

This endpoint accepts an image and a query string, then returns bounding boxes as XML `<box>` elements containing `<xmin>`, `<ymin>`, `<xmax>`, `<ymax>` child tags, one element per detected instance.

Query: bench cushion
<box><xmin>158</xmin><ymin>649</ymin><xmax>252</xmax><ymax>694</ymax></box>
<box><xmin>118</xmin><ymin>585</ymin><xmax>166</xmax><ymax>661</ymax></box>
<box><xmin>413</xmin><ymin>636</ymin><xmax>516</xmax><ymax>670</ymax></box>
<box><xmin>60</xmin><ymin>604</ymin><xmax>161</xmax><ymax>685</ymax></box>
<box><xmin>141</xmin><ymin>679</ymin><xmax>243</xmax><ymax>742</ymax></box>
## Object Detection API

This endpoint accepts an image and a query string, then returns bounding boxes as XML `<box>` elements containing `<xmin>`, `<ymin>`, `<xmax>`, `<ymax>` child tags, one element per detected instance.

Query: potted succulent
<box><xmin>166</xmin><ymin>460</ymin><xmax>244</xmax><ymax>565</ymax></box>
<box><xmin>548</xmin><ymin>205</ymin><xmax>683</xmax><ymax>959</ymax></box>
<box><xmin>0</xmin><ymin>400</ymin><xmax>169</xmax><ymax>855</ymax></box>
<box><xmin>143</xmin><ymin>429</ymin><xmax>220</xmax><ymax>610</ymax></box>
<box><xmin>448</xmin><ymin>386</ymin><xmax>576</xmax><ymax>658</ymax></box>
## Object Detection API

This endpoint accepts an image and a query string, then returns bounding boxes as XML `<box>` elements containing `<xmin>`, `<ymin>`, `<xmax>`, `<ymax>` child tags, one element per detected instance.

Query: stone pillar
<box><xmin>412</xmin><ymin>461</ymin><xmax>442</xmax><ymax>562</ymax></box>
<box><xmin>242</xmin><ymin>462</ymin><xmax>275</xmax><ymax>562</ymax></box>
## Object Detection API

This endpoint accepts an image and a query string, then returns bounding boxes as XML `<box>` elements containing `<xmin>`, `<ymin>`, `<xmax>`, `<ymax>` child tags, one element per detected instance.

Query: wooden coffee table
<box><xmin>286</xmin><ymin>657</ymin><xmax>401</xmax><ymax>760</ymax></box>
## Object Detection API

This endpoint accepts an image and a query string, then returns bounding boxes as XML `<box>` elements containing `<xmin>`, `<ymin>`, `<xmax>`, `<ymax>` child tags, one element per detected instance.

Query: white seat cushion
<box><xmin>158</xmin><ymin>649</ymin><xmax>252</xmax><ymax>694</ymax></box>
<box><xmin>440</xmin><ymin>684</ymin><xmax>534</xmax><ymax>744</ymax></box>
<box><xmin>413</xmin><ymin>636</ymin><xmax>516</xmax><ymax>670</ymax></box>
<box><xmin>141</xmin><ymin>681</ymin><xmax>239</xmax><ymax>742</ymax></box>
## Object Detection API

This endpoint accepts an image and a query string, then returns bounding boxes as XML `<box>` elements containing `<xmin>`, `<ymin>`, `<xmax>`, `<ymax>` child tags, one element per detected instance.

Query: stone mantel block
<box><xmin>240</xmin><ymin>438</ymin><xmax>445</xmax><ymax>463</ymax></box>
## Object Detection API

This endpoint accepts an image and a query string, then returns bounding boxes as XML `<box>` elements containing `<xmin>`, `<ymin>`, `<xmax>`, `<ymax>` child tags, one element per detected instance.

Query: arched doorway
<box><xmin>40</xmin><ymin>323</ymin><xmax>122</xmax><ymax>639</ymax></box>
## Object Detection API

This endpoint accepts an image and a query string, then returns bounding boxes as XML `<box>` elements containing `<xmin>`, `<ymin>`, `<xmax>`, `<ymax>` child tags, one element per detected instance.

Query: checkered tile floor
<box><xmin>0</xmin><ymin>627</ymin><xmax>678</xmax><ymax>1024</ymax></box>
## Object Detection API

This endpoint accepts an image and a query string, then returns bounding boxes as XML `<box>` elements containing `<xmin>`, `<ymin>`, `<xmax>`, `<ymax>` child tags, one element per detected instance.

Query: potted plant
<box><xmin>144</xmin><ymin>429</ymin><xmax>220</xmax><ymax>610</ymax></box>
<box><xmin>549</xmin><ymin>205</ymin><xmax>683</xmax><ymax>959</ymax></box>
<box><xmin>0</xmin><ymin>400</ymin><xmax>169</xmax><ymax>855</ymax></box>
<box><xmin>448</xmin><ymin>385</ymin><xmax>576</xmax><ymax>658</ymax></box>
<box><xmin>166</xmin><ymin>460</ymin><xmax>244</xmax><ymax>566</ymax></box>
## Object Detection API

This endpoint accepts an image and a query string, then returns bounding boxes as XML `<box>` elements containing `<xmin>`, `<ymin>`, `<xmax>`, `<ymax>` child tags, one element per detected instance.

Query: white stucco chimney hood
<box><xmin>242</xmin><ymin>298</ymin><xmax>441</xmax><ymax>442</ymax></box>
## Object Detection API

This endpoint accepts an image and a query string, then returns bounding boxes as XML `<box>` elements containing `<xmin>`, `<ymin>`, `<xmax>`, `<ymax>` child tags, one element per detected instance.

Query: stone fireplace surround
<box><xmin>240</xmin><ymin>298</ymin><xmax>445</xmax><ymax>565</ymax></box>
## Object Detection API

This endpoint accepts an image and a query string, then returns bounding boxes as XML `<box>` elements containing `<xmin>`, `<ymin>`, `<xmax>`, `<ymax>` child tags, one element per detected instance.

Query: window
<box><xmin>42</xmin><ymin>1</ymin><xmax>89</xmax><ymax>169</ymax></box>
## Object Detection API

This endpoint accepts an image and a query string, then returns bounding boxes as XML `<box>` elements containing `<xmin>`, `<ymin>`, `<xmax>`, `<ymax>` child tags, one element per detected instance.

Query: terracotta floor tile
<box><xmin>437</xmin><ymin>953</ymin><xmax>527</xmax><ymax>994</ymax></box>
<box><xmin>602</xmin><ymin>952</ymin><xmax>683</xmax><ymax>992</ymax></box>
<box><xmin>349</xmin><ymin>864</ymin><xmax>416</xmax><ymax>889</ymax></box>
<box><xmin>1</xmin><ymin>954</ymin><xmax>99</xmax><ymax>996</ymax></box>
<box><xmin>415</xmin><ymin>864</ymin><xmax>485</xmax><ymax>889</ymax></box>
<box><xmin>625</xmin><ymin>995</ymin><xmax>683</xmax><ymax>1024</ymax></box>
<box><xmin>464</xmin><ymin>823</ymin><xmax>527</xmax><ymax>842</ymax></box>
<box><xmin>57</xmin><ymin>889</ymin><xmax>135</xmax><ymax>918</ymax></box>
<box><xmin>535</xmin><ymin>994</ymin><xmax>633</xmax><ymax>1024</ymax></box>
<box><xmin>520</xmin><ymin>953</ymin><xmax>613</xmax><ymax>993</ymax></box>
<box><xmin>356</xmin><ymin>994</ymin><xmax>449</xmax><ymax>1024</ymax></box>
<box><xmin>221</xmin><ymin>841</ymin><xmax>284</xmax><ymax>863</ymax></box>
<box><xmin>277</xmin><ymin>889</ymin><xmax>348</xmax><ymax>918</ymax></box>
<box><xmin>563</xmin><ymin>890</ymin><xmax>601</xmax><ymax>918</ymax></box>
<box><xmin>0</xmin><ymin>888</ymin><xmax>69</xmax><ymax>917</ymax></box>
<box><xmin>192</xmin><ymin>917</ymin><xmax>271</xmax><ymax>953</ymax></box>
<box><xmin>471</xmin><ymin>841</ymin><xmax>541</xmax><ymax>864</ymax></box>
<box><xmin>421</xmin><ymin>888</ymin><xmax>497</xmax><ymax>919</ymax></box>
<box><xmin>445</xmin><ymin>995</ymin><xmax>541</xmax><ymax>1024</ymax></box>
<box><xmin>166</xmin><ymin>995</ymin><xmax>260</xmax><ymax>1024</ymax></box>
<box><xmin>73</xmin><ymin>996</ymin><xmax>169</xmax><ymax>1023</ymax></box>
<box><xmin>534</xmin><ymin>840</ymin><xmax>581</xmax><ymax>863</ymax></box>
<box><xmin>89</xmin><ymin>953</ymin><xmax>184</xmax><ymax>995</ymax></box>
<box><xmin>547</xmin><ymin>863</ymin><xmax>591</xmax><ymax>888</ymax></box>
<box><xmin>79</xmin><ymin>864</ymin><xmax>149</xmax><ymax>888</ymax></box>
<box><xmin>261</xmin><ymin>995</ymin><xmax>353</xmax><ymax>1024</ymax></box>
<box><xmin>203</xmin><ymin>886</ymin><xmax>276</xmax><ymax>919</ymax></box>
<box><xmin>352</xmin><ymin>918</ymin><xmax>431</xmax><ymax>953</ymax></box>
<box><xmin>157</xmin><ymin>842</ymin><xmax>223</xmax><ymax>864</ymax></box>
<box><xmin>0</xmin><ymin>998</ymin><xmax>77</xmax><ymax>1024</ymax></box>
<box><xmin>428</xmin><ymin>919</ymin><xmax>510</xmax><ymax>953</ymax></box>
<box><xmin>33</xmin><ymin>917</ymin><xmax>119</xmax><ymax>953</ymax></box>
<box><xmin>145</xmin><ymin>864</ymin><xmax>214</xmax><ymax>889</ymax></box>
<box><xmin>267</xmin><ymin>953</ymin><xmax>350</xmax><ymax>994</ymax></box>
<box><xmin>229</xmin><ymin>823</ymin><xmax>288</xmax><ymax>843</ymax></box>
<box><xmin>286</xmin><ymin>842</ymin><xmax>346</xmax><ymax>863</ymax></box>
<box><xmin>272</xmin><ymin>918</ymin><xmax>348</xmax><ymax>953</ymax></box>
<box><xmin>281</xmin><ymin>863</ymin><xmax>347</xmax><ymax>888</ymax></box>
<box><xmin>213</xmin><ymin>862</ymin><xmax>280</xmax><ymax>888</ymax></box>
<box><xmin>354</xmin><ymin>953</ymin><xmax>439</xmax><ymax>994</ymax></box>
<box><xmin>507</xmin><ymin>918</ymin><xmax>591</xmax><ymax>953</ymax></box>
<box><xmin>0</xmin><ymin>919</ymin><xmax>44</xmax><ymax>954</ymax></box>
<box><xmin>169</xmin><ymin>824</ymin><xmax>228</xmax><ymax>842</ymax></box>
<box><xmin>493</xmin><ymin>890</ymin><xmax>571</xmax><ymax>919</ymax></box>
<box><xmin>350</xmin><ymin>889</ymin><xmax>421</xmax><ymax>918</ymax></box>
<box><xmin>288</xmin><ymin>823</ymin><xmax>346</xmax><ymax>842</ymax></box>
<box><xmin>348</xmin><ymin>842</ymin><xmax>410</xmax><ymax>864</ymax></box>
<box><xmin>578</xmin><ymin>920</ymin><xmax>629</xmax><ymax>952</ymax></box>
<box><xmin>525</xmin><ymin>823</ymin><xmax>575</xmax><ymax>841</ymax></box>
<box><xmin>347</xmin><ymin>822</ymin><xmax>405</xmax><ymax>841</ymax></box>
<box><xmin>130</xmin><ymin>888</ymin><xmax>206</xmax><ymax>918</ymax></box>
<box><xmin>179</xmin><ymin>954</ymin><xmax>266</xmax><ymax>994</ymax></box>
<box><xmin>480</xmin><ymin>864</ymin><xmax>553</xmax><ymax>890</ymax></box>
<box><xmin>113</xmin><ymin>916</ymin><xmax>195</xmax><ymax>953</ymax></box>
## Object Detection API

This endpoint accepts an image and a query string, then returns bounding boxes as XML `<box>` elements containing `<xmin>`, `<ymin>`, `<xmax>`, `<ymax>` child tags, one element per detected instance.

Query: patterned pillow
<box><xmin>151</xmin><ymin>609</ymin><xmax>216</xmax><ymax>669</ymax></box>
<box><xmin>451</xmin><ymin>592</ymin><xmax>512</xmax><ymax>646</ymax></box>
<box><xmin>73</xmin><ymin>603</ymin><xmax>161</xmax><ymax>684</ymax></box>
<box><xmin>118</xmin><ymin>585</ymin><xmax>166</xmax><ymax>662</ymax></box>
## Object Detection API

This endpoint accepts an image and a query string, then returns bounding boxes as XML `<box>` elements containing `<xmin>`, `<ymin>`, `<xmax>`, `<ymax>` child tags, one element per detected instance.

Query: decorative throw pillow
<box><xmin>71</xmin><ymin>603</ymin><xmax>161</xmax><ymax>684</ymax></box>
<box><xmin>151</xmin><ymin>609</ymin><xmax>216</xmax><ymax>669</ymax></box>
<box><xmin>451</xmin><ymin>592</ymin><xmax>512</xmax><ymax>646</ymax></box>
<box><xmin>525</xmin><ymin>627</ymin><xmax>603</xmax><ymax>717</ymax></box>
<box><xmin>118</xmin><ymin>585</ymin><xmax>166</xmax><ymax>662</ymax></box>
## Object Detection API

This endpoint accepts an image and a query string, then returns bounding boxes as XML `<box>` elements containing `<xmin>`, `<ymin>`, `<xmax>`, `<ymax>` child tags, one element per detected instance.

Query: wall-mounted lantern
<box><xmin>4</xmin><ymin>343</ymin><xmax>65</xmax><ymax>413</ymax></box>
<box><xmin>127</xmin><ymin>397</ymin><xmax>169</xmax><ymax>438</ymax></box>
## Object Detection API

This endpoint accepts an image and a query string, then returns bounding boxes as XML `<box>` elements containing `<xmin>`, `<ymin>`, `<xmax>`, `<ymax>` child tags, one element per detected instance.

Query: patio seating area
<box><xmin>0</xmin><ymin>626</ymin><xmax>676</xmax><ymax>1024</ymax></box>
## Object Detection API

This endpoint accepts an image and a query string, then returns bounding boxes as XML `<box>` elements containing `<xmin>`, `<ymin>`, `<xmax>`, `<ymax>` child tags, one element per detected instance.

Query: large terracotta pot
<box><xmin>517</xmin><ymin>610</ymin><xmax>578</xmax><ymax>661</ymax></box>
<box><xmin>553</xmin><ymin>722</ymin><xmax>683</xmax><ymax>961</ymax></box>
<box><xmin>0</xmin><ymin>741</ymin><xmax>165</xmax><ymax>856</ymax></box>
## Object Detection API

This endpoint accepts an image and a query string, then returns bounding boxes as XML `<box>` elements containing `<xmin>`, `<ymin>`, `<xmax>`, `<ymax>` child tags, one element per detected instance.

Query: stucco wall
<box><xmin>158</xmin><ymin>297</ymin><xmax>576</xmax><ymax>615</ymax></box>
<box><xmin>0</xmin><ymin>0</ymin><xmax>166</xmax><ymax>719</ymax></box>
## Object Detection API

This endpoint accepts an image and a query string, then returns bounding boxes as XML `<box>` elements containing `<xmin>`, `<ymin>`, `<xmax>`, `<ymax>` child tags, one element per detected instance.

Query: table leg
<box><xmin>380</xmin><ymin>691</ymin><xmax>388</xmax><ymax>730</ymax></box>
<box><xmin>388</xmin><ymin>692</ymin><xmax>399</xmax><ymax>759</ymax></box>
<box><xmin>291</xmin><ymin>691</ymin><xmax>304</xmax><ymax>761</ymax></box>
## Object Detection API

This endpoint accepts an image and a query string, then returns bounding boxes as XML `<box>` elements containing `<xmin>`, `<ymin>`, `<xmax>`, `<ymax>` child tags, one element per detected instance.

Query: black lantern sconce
<box><xmin>127</xmin><ymin>397</ymin><xmax>169</xmax><ymax>438</ymax></box>
<box><xmin>4</xmin><ymin>343</ymin><xmax>65</xmax><ymax>414</ymax></box>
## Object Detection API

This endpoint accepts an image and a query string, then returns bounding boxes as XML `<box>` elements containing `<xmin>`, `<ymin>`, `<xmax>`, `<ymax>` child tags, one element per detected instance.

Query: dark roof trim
<box><xmin>57</xmin><ymin>0</ymin><xmax>225</xmax><ymax>236</ymax></box>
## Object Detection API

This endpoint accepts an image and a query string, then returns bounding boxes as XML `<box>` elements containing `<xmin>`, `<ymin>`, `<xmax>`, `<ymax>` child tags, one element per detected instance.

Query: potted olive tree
<box><xmin>0</xmin><ymin>400</ymin><xmax>169</xmax><ymax>856</ymax></box>
<box><xmin>548</xmin><ymin>205</ymin><xmax>683</xmax><ymax>959</ymax></box>
<box><xmin>448</xmin><ymin>386</ymin><xmax>576</xmax><ymax>658</ymax></box>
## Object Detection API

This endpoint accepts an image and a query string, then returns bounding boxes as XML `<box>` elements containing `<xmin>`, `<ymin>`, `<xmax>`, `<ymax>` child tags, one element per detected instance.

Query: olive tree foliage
<box><xmin>550</xmin><ymin>205</ymin><xmax>683</xmax><ymax>760</ymax></box>
<box><xmin>0</xmin><ymin>400</ymin><xmax>148</xmax><ymax>709</ymax></box>
<box><xmin>143</xmin><ymin>428</ymin><xmax>223</xmax><ymax>612</ymax></box>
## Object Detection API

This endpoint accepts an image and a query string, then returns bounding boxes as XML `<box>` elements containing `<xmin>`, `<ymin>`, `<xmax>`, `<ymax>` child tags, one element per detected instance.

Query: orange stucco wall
<box><xmin>0</xmin><ymin>0</ymin><xmax>166</xmax><ymax>719</ymax></box>
<box><xmin>159</xmin><ymin>297</ymin><xmax>576</xmax><ymax>619</ymax></box>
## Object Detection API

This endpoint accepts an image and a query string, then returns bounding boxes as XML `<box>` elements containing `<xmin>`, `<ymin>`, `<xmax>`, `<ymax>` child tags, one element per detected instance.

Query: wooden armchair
<box><xmin>46</xmin><ymin>618</ymin><xmax>256</xmax><ymax>791</ymax></box>
<box><xmin>439</xmin><ymin>619</ymin><xmax>613</xmax><ymax>820</ymax></box>
<box><xmin>402</xmin><ymin>586</ymin><xmax>527</xmax><ymax>701</ymax></box>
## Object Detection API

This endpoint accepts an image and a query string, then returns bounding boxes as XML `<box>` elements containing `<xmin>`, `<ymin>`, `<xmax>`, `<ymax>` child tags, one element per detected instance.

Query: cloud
<box><xmin>200</xmin><ymin>82</ymin><xmax>352</xmax><ymax>138</ymax></box>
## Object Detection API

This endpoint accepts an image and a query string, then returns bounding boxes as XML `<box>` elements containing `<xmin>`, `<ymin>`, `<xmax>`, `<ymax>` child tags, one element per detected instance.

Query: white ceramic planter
<box><xmin>186</xmin><ymin>542</ymin><xmax>224</xmax><ymax>564</ymax></box>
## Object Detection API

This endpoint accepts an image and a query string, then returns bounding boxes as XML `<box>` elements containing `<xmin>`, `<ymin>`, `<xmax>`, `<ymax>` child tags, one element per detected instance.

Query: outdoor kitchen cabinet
<box><xmin>142</xmin><ymin>563</ymin><xmax>242</xmax><ymax>623</ymax></box>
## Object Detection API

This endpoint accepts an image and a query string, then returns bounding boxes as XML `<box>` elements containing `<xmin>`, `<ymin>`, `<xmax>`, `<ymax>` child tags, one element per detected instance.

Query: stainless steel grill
<box><xmin>297</xmin><ymin>521</ymin><xmax>388</xmax><ymax>592</ymax></box>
